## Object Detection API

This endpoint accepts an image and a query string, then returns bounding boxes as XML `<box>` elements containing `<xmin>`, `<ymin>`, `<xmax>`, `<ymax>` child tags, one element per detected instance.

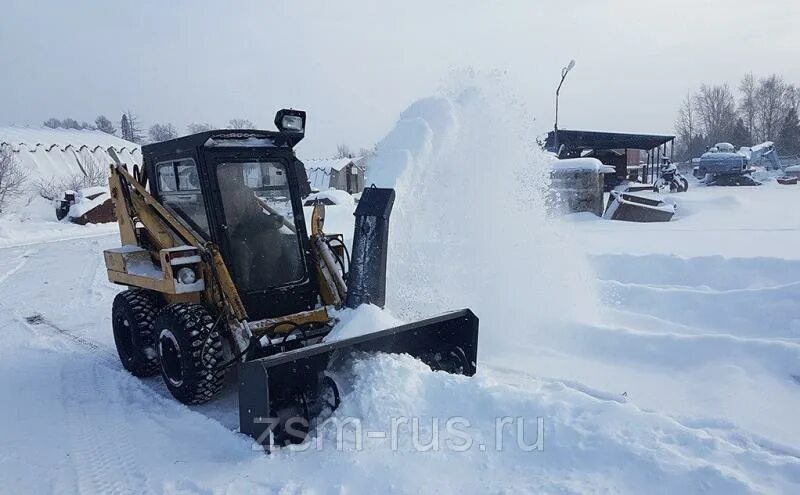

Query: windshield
<box><xmin>217</xmin><ymin>160</ymin><xmax>306</xmax><ymax>291</ymax></box>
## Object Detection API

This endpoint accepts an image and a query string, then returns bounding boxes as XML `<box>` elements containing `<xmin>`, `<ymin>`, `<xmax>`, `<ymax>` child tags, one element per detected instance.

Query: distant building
<box><xmin>303</xmin><ymin>157</ymin><xmax>365</xmax><ymax>194</ymax></box>
<box><xmin>0</xmin><ymin>126</ymin><xmax>141</xmax><ymax>184</ymax></box>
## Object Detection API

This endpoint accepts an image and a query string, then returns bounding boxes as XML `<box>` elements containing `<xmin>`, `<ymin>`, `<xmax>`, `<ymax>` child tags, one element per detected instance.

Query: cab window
<box><xmin>156</xmin><ymin>159</ymin><xmax>210</xmax><ymax>237</ymax></box>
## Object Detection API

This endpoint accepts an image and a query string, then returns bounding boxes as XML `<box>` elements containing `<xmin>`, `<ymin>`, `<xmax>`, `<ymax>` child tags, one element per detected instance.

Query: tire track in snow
<box><xmin>60</xmin><ymin>360</ymin><xmax>153</xmax><ymax>495</ymax></box>
<box><xmin>18</xmin><ymin>313</ymin><xmax>121</xmax><ymax>370</ymax></box>
<box><xmin>0</xmin><ymin>248</ymin><xmax>36</xmax><ymax>286</ymax></box>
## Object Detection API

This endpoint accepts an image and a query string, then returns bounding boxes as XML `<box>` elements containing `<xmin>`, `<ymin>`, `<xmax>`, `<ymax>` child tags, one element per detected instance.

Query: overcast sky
<box><xmin>2</xmin><ymin>0</ymin><xmax>799</xmax><ymax>157</ymax></box>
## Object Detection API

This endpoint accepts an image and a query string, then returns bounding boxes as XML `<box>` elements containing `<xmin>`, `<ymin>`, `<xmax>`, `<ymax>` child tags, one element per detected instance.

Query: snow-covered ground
<box><xmin>2</xmin><ymin>83</ymin><xmax>800</xmax><ymax>494</ymax></box>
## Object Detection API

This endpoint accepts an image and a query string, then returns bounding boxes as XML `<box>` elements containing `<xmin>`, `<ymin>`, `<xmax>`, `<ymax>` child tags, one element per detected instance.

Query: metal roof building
<box><xmin>0</xmin><ymin>126</ymin><xmax>141</xmax><ymax>183</ymax></box>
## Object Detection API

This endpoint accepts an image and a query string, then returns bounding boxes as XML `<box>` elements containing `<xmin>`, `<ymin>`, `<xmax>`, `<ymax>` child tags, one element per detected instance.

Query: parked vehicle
<box><xmin>654</xmin><ymin>159</ymin><xmax>688</xmax><ymax>193</ymax></box>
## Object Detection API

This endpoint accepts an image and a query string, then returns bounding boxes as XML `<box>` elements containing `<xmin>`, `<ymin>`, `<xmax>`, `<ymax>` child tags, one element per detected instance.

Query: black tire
<box><xmin>669</xmin><ymin>180</ymin><xmax>679</xmax><ymax>193</ymax></box>
<box><xmin>112</xmin><ymin>289</ymin><xmax>164</xmax><ymax>377</ymax></box>
<box><xmin>154</xmin><ymin>303</ymin><xmax>225</xmax><ymax>405</ymax></box>
<box><xmin>679</xmin><ymin>177</ymin><xmax>689</xmax><ymax>192</ymax></box>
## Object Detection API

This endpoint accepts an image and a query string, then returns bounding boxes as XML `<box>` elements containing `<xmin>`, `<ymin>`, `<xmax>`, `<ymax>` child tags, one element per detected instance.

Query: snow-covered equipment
<box><xmin>783</xmin><ymin>165</ymin><xmax>800</xmax><ymax>179</ymax></box>
<box><xmin>102</xmin><ymin>109</ymin><xmax>479</xmax><ymax>449</ymax></box>
<box><xmin>693</xmin><ymin>141</ymin><xmax>779</xmax><ymax>186</ymax></box>
<box><xmin>548</xmin><ymin>158</ymin><xmax>613</xmax><ymax>216</ymax></box>
<box><xmin>55</xmin><ymin>186</ymin><xmax>115</xmax><ymax>224</ymax></box>
<box><xmin>777</xmin><ymin>176</ymin><xmax>798</xmax><ymax>185</ymax></box>
<box><xmin>653</xmin><ymin>159</ymin><xmax>688</xmax><ymax>193</ymax></box>
<box><xmin>303</xmin><ymin>188</ymin><xmax>355</xmax><ymax>207</ymax></box>
<box><xmin>603</xmin><ymin>191</ymin><xmax>675</xmax><ymax>222</ymax></box>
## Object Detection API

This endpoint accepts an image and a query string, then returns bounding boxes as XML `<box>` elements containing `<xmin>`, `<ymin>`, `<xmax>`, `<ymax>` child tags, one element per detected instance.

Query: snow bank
<box><xmin>0</xmin><ymin>196</ymin><xmax>116</xmax><ymax>248</ymax></box>
<box><xmin>287</xmin><ymin>353</ymin><xmax>800</xmax><ymax>494</ymax></box>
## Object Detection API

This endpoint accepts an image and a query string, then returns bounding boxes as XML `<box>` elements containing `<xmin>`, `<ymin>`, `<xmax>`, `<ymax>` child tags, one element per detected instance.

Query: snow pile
<box><xmin>324</xmin><ymin>304</ymin><xmax>402</xmax><ymax>341</ymax></box>
<box><xmin>0</xmin><ymin>195</ymin><xmax>116</xmax><ymax>248</ymax></box>
<box><xmin>68</xmin><ymin>187</ymin><xmax>111</xmax><ymax>218</ymax></box>
<box><xmin>281</xmin><ymin>353</ymin><xmax>799</xmax><ymax>494</ymax></box>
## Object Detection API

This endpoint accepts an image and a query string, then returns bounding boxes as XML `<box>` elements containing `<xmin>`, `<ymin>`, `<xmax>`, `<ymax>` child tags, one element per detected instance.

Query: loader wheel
<box><xmin>421</xmin><ymin>346</ymin><xmax>470</xmax><ymax>375</ymax></box>
<box><xmin>155</xmin><ymin>303</ymin><xmax>225</xmax><ymax>405</ymax></box>
<box><xmin>112</xmin><ymin>289</ymin><xmax>164</xmax><ymax>377</ymax></box>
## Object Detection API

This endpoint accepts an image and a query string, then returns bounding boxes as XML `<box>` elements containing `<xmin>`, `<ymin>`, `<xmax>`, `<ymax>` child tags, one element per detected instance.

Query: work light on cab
<box><xmin>275</xmin><ymin>109</ymin><xmax>306</xmax><ymax>133</ymax></box>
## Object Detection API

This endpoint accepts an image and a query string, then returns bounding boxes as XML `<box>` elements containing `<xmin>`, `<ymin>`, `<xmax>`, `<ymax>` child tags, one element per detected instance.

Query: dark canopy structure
<box><xmin>545</xmin><ymin>130</ymin><xmax>674</xmax><ymax>153</ymax></box>
<box><xmin>545</xmin><ymin>129</ymin><xmax>675</xmax><ymax>185</ymax></box>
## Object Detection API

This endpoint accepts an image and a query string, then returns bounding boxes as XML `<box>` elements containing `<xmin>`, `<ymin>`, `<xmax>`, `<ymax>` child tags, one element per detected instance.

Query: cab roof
<box><xmin>142</xmin><ymin>129</ymin><xmax>298</xmax><ymax>163</ymax></box>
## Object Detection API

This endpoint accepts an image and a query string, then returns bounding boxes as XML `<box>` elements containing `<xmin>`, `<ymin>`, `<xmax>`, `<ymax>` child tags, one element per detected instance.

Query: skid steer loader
<box><xmin>104</xmin><ymin>109</ymin><xmax>479</xmax><ymax>448</ymax></box>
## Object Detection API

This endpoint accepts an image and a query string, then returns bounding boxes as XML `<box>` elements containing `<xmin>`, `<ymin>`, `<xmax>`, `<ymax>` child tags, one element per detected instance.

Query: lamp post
<box><xmin>553</xmin><ymin>59</ymin><xmax>576</xmax><ymax>155</ymax></box>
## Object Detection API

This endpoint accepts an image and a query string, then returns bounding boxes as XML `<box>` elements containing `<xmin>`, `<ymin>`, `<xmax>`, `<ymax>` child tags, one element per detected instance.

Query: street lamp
<box><xmin>553</xmin><ymin>59</ymin><xmax>576</xmax><ymax>155</ymax></box>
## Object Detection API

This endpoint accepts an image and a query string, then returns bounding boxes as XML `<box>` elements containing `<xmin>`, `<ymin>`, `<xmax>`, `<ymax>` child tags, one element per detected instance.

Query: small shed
<box><xmin>304</xmin><ymin>157</ymin><xmax>364</xmax><ymax>194</ymax></box>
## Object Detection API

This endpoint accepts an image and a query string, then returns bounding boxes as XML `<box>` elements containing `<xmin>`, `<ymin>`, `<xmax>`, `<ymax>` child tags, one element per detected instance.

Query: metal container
<box><xmin>549</xmin><ymin>158</ymin><xmax>609</xmax><ymax>216</ymax></box>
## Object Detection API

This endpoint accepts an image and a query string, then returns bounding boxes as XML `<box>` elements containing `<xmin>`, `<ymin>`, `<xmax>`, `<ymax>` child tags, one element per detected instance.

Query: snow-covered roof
<box><xmin>0</xmin><ymin>126</ymin><xmax>141</xmax><ymax>154</ymax></box>
<box><xmin>0</xmin><ymin>126</ymin><xmax>141</xmax><ymax>185</ymax></box>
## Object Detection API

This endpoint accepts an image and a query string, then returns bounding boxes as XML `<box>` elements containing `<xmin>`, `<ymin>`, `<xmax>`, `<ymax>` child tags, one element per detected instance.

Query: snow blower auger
<box><xmin>103</xmin><ymin>109</ymin><xmax>479</xmax><ymax>449</ymax></box>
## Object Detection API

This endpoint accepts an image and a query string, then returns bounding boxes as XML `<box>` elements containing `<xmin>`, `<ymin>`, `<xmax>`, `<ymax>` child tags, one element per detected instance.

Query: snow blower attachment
<box><xmin>103</xmin><ymin>110</ymin><xmax>479</xmax><ymax>449</ymax></box>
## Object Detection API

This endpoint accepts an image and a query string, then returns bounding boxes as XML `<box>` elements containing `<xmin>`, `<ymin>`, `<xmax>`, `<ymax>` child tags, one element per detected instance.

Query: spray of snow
<box><xmin>367</xmin><ymin>72</ymin><xmax>600</xmax><ymax>356</ymax></box>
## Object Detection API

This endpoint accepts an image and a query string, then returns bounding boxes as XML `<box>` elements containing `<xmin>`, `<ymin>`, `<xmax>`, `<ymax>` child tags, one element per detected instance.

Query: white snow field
<box><xmin>2</xmin><ymin>82</ymin><xmax>800</xmax><ymax>494</ymax></box>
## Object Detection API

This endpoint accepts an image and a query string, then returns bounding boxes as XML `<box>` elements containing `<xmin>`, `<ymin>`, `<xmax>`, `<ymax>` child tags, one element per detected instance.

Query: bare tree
<box><xmin>148</xmin><ymin>123</ymin><xmax>178</xmax><ymax>142</ymax></box>
<box><xmin>358</xmin><ymin>146</ymin><xmax>376</xmax><ymax>158</ymax></box>
<box><xmin>0</xmin><ymin>146</ymin><xmax>27</xmax><ymax>213</ymax></box>
<box><xmin>674</xmin><ymin>90</ymin><xmax>696</xmax><ymax>159</ymax></box>
<box><xmin>755</xmin><ymin>74</ymin><xmax>792</xmax><ymax>142</ymax></box>
<box><xmin>693</xmin><ymin>83</ymin><xmax>737</xmax><ymax>144</ymax></box>
<box><xmin>335</xmin><ymin>144</ymin><xmax>354</xmax><ymax>159</ymax></box>
<box><xmin>738</xmin><ymin>72</ymin><xmax>757</xmax><ymax>144</ymax></box>
<box><xmin>186</xmin><ymin>122</ymin><xmax>213</xmax><ymax>134</ymax></box>
<box><xmin>35</xmin><ymin>154</ymin><xmax>108</xmax><ymax>200</ymax></box>
<box><xmin>42</xmin><ymin>118</ymin><xmax>93</xmax><ymax>130</ymax></box>
<box><xmin>95</xmin><ymin>115</ymin><xmax>116</xmax><ymax>135</ymax></box>
<box><xmin>43</xmin><ymin>118</ymin><xmax>62</xmax><ymax>129</ymax></box>
<box><xmin>227</xmin><ymin>118</ymin><xmax>255</xmax><ymax>129</ymax></box>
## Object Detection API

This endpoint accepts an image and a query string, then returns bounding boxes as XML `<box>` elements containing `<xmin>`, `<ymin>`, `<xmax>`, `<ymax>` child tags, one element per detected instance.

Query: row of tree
<box><xmin>43</xmin><ymin>114</ymin><xmax>257</xmax><ymax>144</ymax></box>
<box><xmin>674</xmin><ymin>73</ymin><xmax>800</xmax><ymax>160</ymax></box>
